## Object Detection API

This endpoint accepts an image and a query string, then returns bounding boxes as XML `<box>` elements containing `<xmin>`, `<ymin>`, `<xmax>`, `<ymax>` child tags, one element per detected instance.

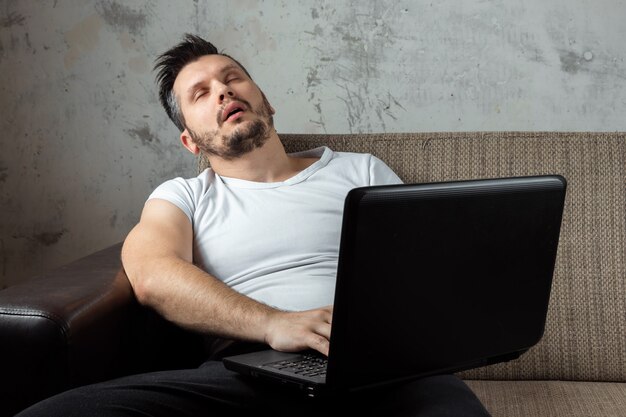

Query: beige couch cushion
<box><xmin>466</xmin><ymin>380</ymin><xmax>626</xmax><ymax>417</ymax></box>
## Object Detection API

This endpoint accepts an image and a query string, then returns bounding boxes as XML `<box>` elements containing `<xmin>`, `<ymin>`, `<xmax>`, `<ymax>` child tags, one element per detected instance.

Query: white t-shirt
<box><xmin>147</xmin><ymin>146</ymin><xmax>403</xmax><ymax>311</ymax></box>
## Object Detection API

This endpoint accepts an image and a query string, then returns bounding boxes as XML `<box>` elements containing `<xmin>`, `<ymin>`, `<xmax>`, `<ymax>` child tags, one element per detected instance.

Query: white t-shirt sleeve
<box><xmin>369</xmin><ymin>154</ymin><xmax>404</xmax><ymax>185</ymax></box>
<box><xmin>146</xmin><ymin>177</ymin><xmax>198</xmax><ymax>222</ymax></box>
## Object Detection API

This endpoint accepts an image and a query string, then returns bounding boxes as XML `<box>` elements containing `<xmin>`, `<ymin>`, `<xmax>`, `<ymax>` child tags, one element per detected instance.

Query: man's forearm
<box><xmin>128</xmin><ymin>254</ymin><xmax>278</xmax><ymax>343</ymax></box>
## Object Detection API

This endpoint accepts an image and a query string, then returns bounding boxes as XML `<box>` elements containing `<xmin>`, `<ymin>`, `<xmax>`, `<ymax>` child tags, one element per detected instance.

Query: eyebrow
<box><xmin>185</xmin><ymin>64</ymin><xmax>243</xmax><ymax>99</ymax></box>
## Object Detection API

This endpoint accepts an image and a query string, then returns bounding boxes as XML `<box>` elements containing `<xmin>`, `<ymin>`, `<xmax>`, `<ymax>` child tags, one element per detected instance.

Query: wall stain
<box><xmin>306</xmin><ymin>66</ymin><xmax>321</xmax><ymax>88</ymax></box>
<box><xmin>376</xmin><ymin>91</ymin><xmax>406</xmax><ymax>125</ymax></box>
<box><xmin>304</xmin><ymin>24</ymin><xmax>323</xmax><ymax>37</ymax></box>
<box><xmin>309</xmin><ymin>102</ymin><xmax>327</xmax><ymax>133</ymax></box>
<box><xmin>559</xmin><ymin>50</ymin><xmax>586</xmax><ymax>74</ymax></box>
<box><xmin>109</xmin><ymin>211</ymin><xmax>118</xmax><ymax>228</ymax></box>
<box><xmin>530</xmin><ymin>48</ymin><xmax>547</xmax><ymax>64</ymax></box>
<box><xmin>13</xmin><ymin>229</ymin><xmax>68</xmax><ymax>247</ymax></box>
<box><xmin>126</xmin><ymin>123</ymin><xmax>166</xmax><ymax>156</ymax></box>
<box><xmin>306</xmin><ymin>3</ymin><xmax>401</xmax><ymax>133</ymax></box>
<box><xmin>0</xmin><ymin>12</ymin><xmax>26</xmax><ymax>28</ymax></box>
<box><xmin>127</xmin><ymin>124</ymin><xmax>159</xmax><ymax>146</ymax></box>
<box><xmin>33</xmin><ymin>230</ymin><xmax>66</xmax><ymax>246</ymax></box>
<box><xmin>336</xmin><ymin>83</ymin><xmax>367</xmax><ymax>133</ymax></box>
<box><xmin>96</xmin><ymin>1</ymin><xmax>149</xmax><ymax>36</ymax></box>
<box><xmin>64</xmin><ymin>14</ymin><xmax>103</xmax><ymax>68</ymax></box>
<box><xmin>0</xmin><ymin>165</ymin><xmax>7</xmax><ymax>182</ymax></box>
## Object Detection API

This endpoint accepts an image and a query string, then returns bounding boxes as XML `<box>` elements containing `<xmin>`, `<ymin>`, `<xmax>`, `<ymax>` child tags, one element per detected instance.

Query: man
<box><xmin>16</xmin><ymin>34</ymin><xmax>491</xmax><ymax>417</ymax></box>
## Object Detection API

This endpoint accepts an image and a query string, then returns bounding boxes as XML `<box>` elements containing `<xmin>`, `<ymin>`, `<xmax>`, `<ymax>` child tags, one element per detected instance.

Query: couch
<box><xmin>1</xmin><ymin>131</ymin><xmax>624</xmax><ymax>416</ymax></box>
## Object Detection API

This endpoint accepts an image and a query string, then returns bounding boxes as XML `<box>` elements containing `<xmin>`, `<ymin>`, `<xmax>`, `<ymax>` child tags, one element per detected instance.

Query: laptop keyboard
<box><xmin>266</xmin><ymin>352</ymin><xmax>327</xmax><ymax>378</ymax></box>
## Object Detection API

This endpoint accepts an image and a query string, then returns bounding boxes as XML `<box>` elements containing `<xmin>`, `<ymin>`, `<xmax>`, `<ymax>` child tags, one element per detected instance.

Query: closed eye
<box><xmin>225</xmin><ymin>69</ymin><xmax>244</xmax><ymax>83</ymax></box>
<box><xmin>194</xmin><ymin>90</ymin><xmax>208</xmax><ymax>101</ymax></box>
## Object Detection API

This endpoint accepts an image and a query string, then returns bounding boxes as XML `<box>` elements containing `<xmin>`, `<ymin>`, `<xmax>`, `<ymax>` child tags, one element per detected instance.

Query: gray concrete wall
<box><xmin>1</xmin><ymin>0</ymin><xmax>625</xmax><ymax>288</ymax></box>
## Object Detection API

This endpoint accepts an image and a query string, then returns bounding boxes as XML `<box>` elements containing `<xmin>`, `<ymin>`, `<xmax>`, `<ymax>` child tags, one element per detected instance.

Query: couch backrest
<box><xmin>276</xmin><ymin>131</ymin><xmax>625</xmax><ymax>382</ymax></box>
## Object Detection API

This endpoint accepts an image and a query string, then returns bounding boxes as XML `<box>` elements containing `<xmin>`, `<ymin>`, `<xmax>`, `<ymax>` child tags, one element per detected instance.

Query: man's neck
<box><xmin>208</xmin><ymin>134</ymin><xmax>313</xmax><ymax>183</ymax></box>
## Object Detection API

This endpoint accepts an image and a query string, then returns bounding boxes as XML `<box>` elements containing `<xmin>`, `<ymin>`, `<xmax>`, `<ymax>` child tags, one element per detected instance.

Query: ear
<box><xmin>180</xmin><ymin>129</ymin><xmax>200</xmax><ymax>155</ymax></box>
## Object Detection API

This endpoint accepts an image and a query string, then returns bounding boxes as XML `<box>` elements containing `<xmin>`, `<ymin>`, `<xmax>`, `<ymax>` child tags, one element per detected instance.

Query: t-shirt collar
<box><xmin>215</xmin><ymin>146</ymin><xmax>333</xmax><ymax>189</ymax></box>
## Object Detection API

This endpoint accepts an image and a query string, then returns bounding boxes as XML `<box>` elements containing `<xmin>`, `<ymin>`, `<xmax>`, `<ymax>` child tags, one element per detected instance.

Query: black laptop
<box><xmin>223</xmin><ymin>175</ymin><xmax>567</xmax><ymax>398</ymax></box>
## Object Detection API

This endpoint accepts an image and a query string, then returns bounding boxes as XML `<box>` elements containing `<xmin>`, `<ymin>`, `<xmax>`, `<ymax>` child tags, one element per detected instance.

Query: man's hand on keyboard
<box><xmin>264</xmin><ymin>305</ymin><xmax>333</xmax><ymax>356</ymax></box>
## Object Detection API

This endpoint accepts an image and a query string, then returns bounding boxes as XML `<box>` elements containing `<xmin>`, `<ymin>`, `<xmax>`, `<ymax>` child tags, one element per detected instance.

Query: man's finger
<box><xmin>309</xmin><ymin>333</ymin><xmax>330</xmax><ymax>356</ymax></box>
<box><xmin>314</xmin><ymin>322</ymin><xmax>332</xmax><ymax>340</ymax></box>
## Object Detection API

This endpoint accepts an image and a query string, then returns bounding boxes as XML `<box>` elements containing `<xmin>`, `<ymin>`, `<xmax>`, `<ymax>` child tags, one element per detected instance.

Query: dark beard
<box><xmin>189</xmin><ymin>98</ymin><xmax>273</xmax><ymax>160</ymax></box>
<box><xmin>191</xmin><ymin>119</ymin><xmax>270</xmax><ymax>160</ymax></box>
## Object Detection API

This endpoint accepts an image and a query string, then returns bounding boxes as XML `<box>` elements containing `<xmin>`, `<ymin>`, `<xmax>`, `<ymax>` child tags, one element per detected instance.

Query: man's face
<box><xmin>173</xmin><ymin>54</ymin><xmax>275</xmax><ymax>160</ymax></box>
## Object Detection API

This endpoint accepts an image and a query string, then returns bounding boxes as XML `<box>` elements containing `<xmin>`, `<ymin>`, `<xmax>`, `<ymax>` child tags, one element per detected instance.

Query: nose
<box><xmin>219</xmin><ymin>90</ymin><xmax>234</xmax><ymax>102</ymax></box>
<box><xmin>216</xmin><ymin>82</ymin><xmax>235</xmax><ymax>103</ymax></box>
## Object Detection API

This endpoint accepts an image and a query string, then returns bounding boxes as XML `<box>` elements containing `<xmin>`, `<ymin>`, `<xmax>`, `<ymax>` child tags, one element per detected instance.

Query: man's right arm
<box><xmin>121</xmin><ymin>199</ymin><xmax>332</xmax><ymax>355</ymax></box>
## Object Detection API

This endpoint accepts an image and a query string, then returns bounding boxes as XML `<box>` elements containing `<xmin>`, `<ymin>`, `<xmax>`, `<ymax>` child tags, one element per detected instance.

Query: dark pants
<box><xmin>15</xmin><ymin>358</ymin><xmax>491</xmax><ymax>417</ymax></box>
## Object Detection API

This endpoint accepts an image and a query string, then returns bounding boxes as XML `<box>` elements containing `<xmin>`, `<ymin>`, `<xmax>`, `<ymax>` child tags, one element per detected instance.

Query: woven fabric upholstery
<box><xmin>465</xmin><ymin>380</ymin><xmax>626</xmax><ymax>417</ymax></box>
<box><xmin>199</xmin><ymin>131</ymin><xmax>626</xmax><ymax>382</ymax></box>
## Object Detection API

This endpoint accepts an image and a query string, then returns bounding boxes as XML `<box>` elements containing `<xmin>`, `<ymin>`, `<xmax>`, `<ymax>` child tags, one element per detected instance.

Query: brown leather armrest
<box><xmin>0</xmin><ymin>243</ymin><xmax>135</xmax><ymax>416</ymax></box>
<box><xmin>0</xmin><ymin>242</ymin><xmax>206</xmax><ymax>416</ymax></box>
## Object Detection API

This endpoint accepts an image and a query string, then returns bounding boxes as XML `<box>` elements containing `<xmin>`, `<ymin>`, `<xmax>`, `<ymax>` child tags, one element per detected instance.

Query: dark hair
<box><xmin>154</xmin><ymin>33</ymin><xmax>252</xmax><ymax>131</ymax></box>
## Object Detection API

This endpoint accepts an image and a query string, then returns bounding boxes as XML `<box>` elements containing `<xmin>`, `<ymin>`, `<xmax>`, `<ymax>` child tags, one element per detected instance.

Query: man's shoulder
<box><xmin>325</xmin><ymin>148</ymin><xmax>380</xmax><ymax>167</ymax></box>
<box><xmin>151</xmin><ymin>169</ymin><xmax>216</xmax><ymax>199</ymax></box>
<box><xmin>304</xmin><ymin>146</ymin><xmax>379</xmax><ymax>173</ymax></box>
<box><xmin>323</xmin><ymin>147</ymin><xmax>401</xmax><ymax>185</ymax></box>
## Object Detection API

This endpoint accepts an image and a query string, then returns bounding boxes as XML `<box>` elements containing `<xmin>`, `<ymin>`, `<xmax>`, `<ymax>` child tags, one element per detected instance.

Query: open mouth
<box><xmin>222</xmin><ymin>102</ymin><xmax>246</xmax><ymax>122</ymax></box>
<box><xmin>226</xmin><ymin>108</ymin><xmax>243</xmax><ymax>120</ymax></box>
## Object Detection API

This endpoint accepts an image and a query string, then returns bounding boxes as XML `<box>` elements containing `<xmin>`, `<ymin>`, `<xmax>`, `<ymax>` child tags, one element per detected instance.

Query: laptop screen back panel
<box><xmin>327</xmin><ymin>176</ymin><xmax>566</xmax><ymax>392</ymax></box>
